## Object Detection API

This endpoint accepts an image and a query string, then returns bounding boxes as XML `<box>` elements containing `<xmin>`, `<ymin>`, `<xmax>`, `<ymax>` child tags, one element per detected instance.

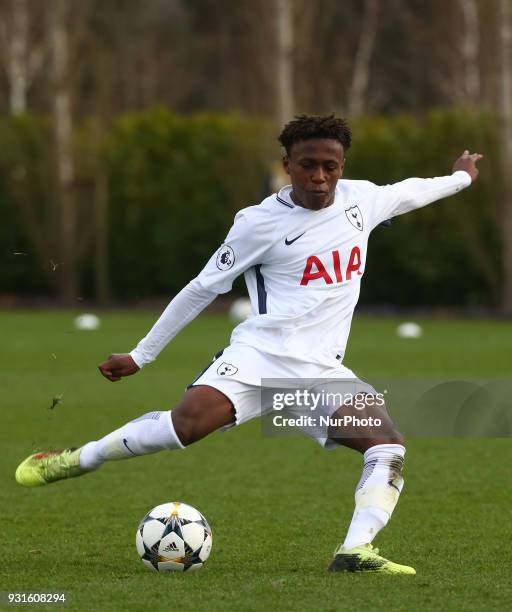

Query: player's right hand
<box><xmin>98</xmin><ymin>353</ymin><xmax>140</xmax><ymax>382</ymax></box>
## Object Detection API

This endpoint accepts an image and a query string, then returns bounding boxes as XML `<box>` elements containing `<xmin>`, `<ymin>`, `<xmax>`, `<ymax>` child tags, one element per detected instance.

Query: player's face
<box><xmin>283</xmin><ymin>139</ymin><xmax>345</xmax><ymax>210</ymax></box>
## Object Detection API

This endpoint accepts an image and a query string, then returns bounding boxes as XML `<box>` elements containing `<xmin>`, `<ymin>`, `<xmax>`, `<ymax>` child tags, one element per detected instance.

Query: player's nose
<box><xmin>311</xmin><ymin>168</ymin><xmax>327</xmax><ymax>183</ymax></box>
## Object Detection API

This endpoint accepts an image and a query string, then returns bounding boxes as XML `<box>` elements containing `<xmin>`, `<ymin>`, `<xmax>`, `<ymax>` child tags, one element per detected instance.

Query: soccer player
<box><xmin>16</xmin><ymin>115</ymin><xmax>483</xmax><ymax>574</ymax></box>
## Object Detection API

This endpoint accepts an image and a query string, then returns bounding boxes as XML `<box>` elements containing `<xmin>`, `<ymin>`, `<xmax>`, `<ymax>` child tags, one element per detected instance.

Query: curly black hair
<box><xmin>278</xmin><ymin>114</ymin><xmax>352</xmax><ymax>155</ymax></box>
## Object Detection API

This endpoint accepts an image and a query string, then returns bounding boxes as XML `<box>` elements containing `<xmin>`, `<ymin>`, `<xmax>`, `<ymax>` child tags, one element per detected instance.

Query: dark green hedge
<box><xmin>0</xmin><ymin>115</ymin><xmax>55</xmax><ymax>295</ymax></box>
<box><xmin>104</xmin><ymin>109</ymin><xmax>273</xmax><ymax>298</ymax></box>
<box><xmin>0</xmin><ymin>108</ymin><xmax>503</xmax><ymax>306</ymax></box>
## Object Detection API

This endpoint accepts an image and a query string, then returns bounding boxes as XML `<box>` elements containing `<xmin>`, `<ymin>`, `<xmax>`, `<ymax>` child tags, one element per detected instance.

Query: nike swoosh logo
<box><xmin>123</xmin><ymin>438</ymin><xmax>137</xmax><ymax>456</ymax></box>
<box><xmin>284</xmin><ymin>232</ymin><xmax>305</xmax><ymax>246</ymax></box>
<box><xmin>388</xmin><ymin>479</ymin><xmax>401</xmax><ymax>493</ymax></box>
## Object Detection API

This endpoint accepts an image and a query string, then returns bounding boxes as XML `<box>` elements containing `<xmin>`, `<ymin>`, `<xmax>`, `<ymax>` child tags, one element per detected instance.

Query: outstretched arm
<box><xmin>369</xmin><ymin>150</ymin><xmax>484</xmax><ymax>229</ymax></box>
<box><xmin>98</xmin><ymin>206</ymin><xmax>276</xmax><ymax>382</ymax></box>
<box><xmin>98</xmin><ymin>281</ymin><xmax>217</xmax><ymax>381</ymax></box>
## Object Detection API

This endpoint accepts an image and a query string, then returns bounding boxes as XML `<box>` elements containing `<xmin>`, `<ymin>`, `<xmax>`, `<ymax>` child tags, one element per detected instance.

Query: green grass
<box><xmin>1</xmin><ymin>311</ymin><xmax>511</xmax><ymax>611</ymax></box>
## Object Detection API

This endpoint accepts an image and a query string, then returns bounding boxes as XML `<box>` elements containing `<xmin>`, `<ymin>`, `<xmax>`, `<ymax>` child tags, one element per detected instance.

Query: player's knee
<box><xmin>172</xmin><ymin>386</ymin><xmax>236</xmax><ymax>446</ymax></box>
<box><xmin>170</xmin><ymin>405</ymin><xmax>206</xmax><ymax>447</ymax></box>
<box><xmin>358</xmin><ymin>398</ymin><xmax>405</xmax><ymax>446</ymax></box>
<box><xmin>370</xmin><ymin>426</ymin><xmax>405</xmax><ymax>447</ymax></box>
<box><xmin>365</xmin><ymin>430</ymin><xmax>405</xmax><ymax>449</ymax></box>
<box><xmin>170</xmin><ymin>414</ymin><xmax>196</xmax><ymax>446</ymax></box>
<box><xmin>355</xmin><ymin>433</ymin><xmax>405</xmax><ymax>454</ymax></box>
<box><xmin>378</xmin><ymin>419</ymin><xmax>404</xmax><ymax>446</ymax></box>
<box><xmin>171</xmin><ymin>392</ymin><xmax>230</xmax><ymax>446</ymax></box>
<box><xmin>390</xmin><ymin>430</ymin><xmax>405</xmax><ymax>446</ymax></box>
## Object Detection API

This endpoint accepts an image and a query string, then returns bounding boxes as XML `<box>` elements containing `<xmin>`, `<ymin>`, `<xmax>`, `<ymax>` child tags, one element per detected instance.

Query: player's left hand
<box><xmin>452</xmin><ymin>150</ymin><xmax>484</xmax><ymax>182</ymax></box>
<box><xmin>98</xmin><ymin>353</ymin><xmax>140</xmax><ymax>382</ymax></box>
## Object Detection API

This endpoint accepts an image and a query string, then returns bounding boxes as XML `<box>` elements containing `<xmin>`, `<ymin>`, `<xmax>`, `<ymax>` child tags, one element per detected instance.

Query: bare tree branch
<box><xmin>348</xmin><ymin>0</ymin><xmax>380</xmax><ymax>117</ymax></box>
<box><xmin>276</xmin><ymin>0</ymin><xmax>294</xmax><ymax>126</ymax></box>
<box><xmin>9</xmin><ymin>0</ymin><xmax>28</xmax><ymax>113</ymax></box>
<box><xmin>51</xmin><ymin>0</ymin><xmax>78</xmax><ymax>301</ymax></box>
<box><xmin>458</xmin><ymin>0</ymin><xmax>480</xmax><ymax>102</ymax></box>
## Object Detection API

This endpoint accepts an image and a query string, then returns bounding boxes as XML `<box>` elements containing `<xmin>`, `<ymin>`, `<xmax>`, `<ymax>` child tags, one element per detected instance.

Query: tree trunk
<box><xmin>499</xmin><ymin>0</ymin><xmax>512</xmax><ymax>314</ymax></box>
<box><xmin>51</xmin><ymin>0</ymin><xmax>77</xmax><ymax>302</ymax></box>
<box><xmin>276</xmin><ymin>0</ymin><xmax>294</xmax><ymax>127</ymax></box>
<box><xmin>94</xmin><ymin>116</ymin><xmax>109</xmax><ymax>304</ymax></box>
<box><xmin>347</xmin><ymin>0</ymin><xmax>380</xmax><ymax>117</ymax></box>
<box><xmin>92</xmin><ymin>34</ymin><xmax>114</xmax><ymax>303</ymax></box>
<box><xmin>458</xmin><ymin>0</ymin><xmax>480</xmax><ymax>102</ymax></box>
<box><xmin>8</xmin><ymin>0</ymin><xmax>28</xmax><ymax>114</ymax></box>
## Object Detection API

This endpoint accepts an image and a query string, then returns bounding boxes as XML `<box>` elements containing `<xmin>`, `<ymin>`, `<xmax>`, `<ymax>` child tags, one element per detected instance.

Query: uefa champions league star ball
<box><xmin>73</xmin><ymin>313</ymin><xmax>101</xmax><ymax>330</ymax></box>
<box><xmin>396</xmin><ymin>321</ymin><xmax>423</xmax><ymax>339</ymax></box>
<box><xmin>136</xmin><ymin>502</ymin><xmax>212</xmax><ymax>572</ymax></box>
<box><xmin>229</xmin><ymin>297</ymin><xmax>252</xmax><ymax>323</ymax></box>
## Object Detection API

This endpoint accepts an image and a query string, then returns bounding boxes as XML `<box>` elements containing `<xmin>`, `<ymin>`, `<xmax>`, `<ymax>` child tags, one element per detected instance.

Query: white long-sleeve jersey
<box><xmin>130</xmin><ymin>171</ymin><xmax>472</xmax><ymax>368</ymax></box>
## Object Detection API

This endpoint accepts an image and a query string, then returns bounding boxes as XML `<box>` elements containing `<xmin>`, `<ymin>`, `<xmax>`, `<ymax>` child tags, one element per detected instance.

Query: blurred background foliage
<box><xmin>0</xmin><ymin>108</ymin><xmax>502</xmax><ymax>305</ymax></box>
<box><xmin>0</xmin><ymin>0</ymin><xmax>510</xmax><ymax>311</ymax></box>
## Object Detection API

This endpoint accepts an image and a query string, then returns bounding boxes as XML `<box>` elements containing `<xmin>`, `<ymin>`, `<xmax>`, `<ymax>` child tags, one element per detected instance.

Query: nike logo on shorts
<box><xmin>284</xmin><ymin>232</ymin><xmax>305</xmax><ymax>245</ymax></box>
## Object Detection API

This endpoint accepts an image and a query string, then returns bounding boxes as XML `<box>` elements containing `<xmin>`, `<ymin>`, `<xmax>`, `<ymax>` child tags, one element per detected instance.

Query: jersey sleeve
<box><xmin>367</xmin><ymin>170</ymin><xmax>472</xmax><ymax>229</ymax></box>
<box><xmin>130</xmin><ymin>279</ymin><xmax>217</xmax><ymax>367</ymax></box>
<box><xmin>195</xmin><ymin>207</ymin><xmax>276</xmax><ymax>294</ymax></box>
<box><xmin>129</xmin><ymin>206</ymin><xmax>275</xmax><ymax>367</ymax></box>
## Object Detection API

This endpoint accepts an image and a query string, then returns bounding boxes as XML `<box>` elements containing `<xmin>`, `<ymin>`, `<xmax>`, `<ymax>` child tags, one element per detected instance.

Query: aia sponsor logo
<box><xmin>300</xmin><ymin>246</ymin><xmax>362</xmax><ymax>286</ymax></box>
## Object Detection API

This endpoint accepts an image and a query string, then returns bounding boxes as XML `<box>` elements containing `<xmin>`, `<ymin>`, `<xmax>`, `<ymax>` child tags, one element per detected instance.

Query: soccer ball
<box><xmin>135</xmin><ymin>502</ymin><xmax>212</xmax><ymax>572</ymax></box>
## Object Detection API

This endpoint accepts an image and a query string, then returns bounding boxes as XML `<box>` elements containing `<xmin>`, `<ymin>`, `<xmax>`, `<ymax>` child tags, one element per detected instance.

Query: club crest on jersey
<box><xmin>217</xmin><ymin>362</ymin><xmax>238</xmax><ymax>376</ymax></box>
<box><xmin>216</xmin><ymin>244</ymin><xmax>235</xmax><ymax>270</ymax></box>
<box><xmin>345</xmin><ymin>205</ymin><xmax>363</xmax><ymax>231</ymax></box>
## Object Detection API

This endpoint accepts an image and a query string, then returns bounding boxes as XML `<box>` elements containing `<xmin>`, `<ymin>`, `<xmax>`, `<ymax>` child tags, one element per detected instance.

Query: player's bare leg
<box><xmin>15</xmin><ymin>386</ymin><xmax>234</xmax><ymax>487</ymax></box>
<box><xmin>326</xmin><ymin>398</ymin><xmax>415</xmax><ymax>574</ymax></box>
<box><xmin>169</xmin><ymin>385</ymin><xmax>236</xmax><ymax>446</ymax></box>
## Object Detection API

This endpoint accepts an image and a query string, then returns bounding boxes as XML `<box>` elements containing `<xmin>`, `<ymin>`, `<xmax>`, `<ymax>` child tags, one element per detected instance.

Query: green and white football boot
<box><xmin>15</xmin><ymin>448</ymin><xmax>86</xmax><ymax>487</ymax></box>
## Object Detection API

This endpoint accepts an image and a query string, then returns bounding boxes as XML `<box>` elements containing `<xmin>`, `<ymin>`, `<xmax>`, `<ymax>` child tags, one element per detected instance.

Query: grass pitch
<box><xmin>1</xmin><ymin>311</ymin><xmax>511</xmax><ymax>611</ymax></box>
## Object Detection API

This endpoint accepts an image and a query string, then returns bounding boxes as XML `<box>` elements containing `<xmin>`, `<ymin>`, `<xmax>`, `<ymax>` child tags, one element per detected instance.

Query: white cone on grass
<box><xmin>74</xmin><ymin>313</ymin><xmax>101</xmax><ymax>331</ymax></box>
<box><xmin>396</xmin><ymin>322</ymin><xmax>422</xmax><ymax>339</ymax></box>
<box><xmin>229</xmin><ymin>298</ymin><xmax>252</xmax><ymax>323</ymax></box>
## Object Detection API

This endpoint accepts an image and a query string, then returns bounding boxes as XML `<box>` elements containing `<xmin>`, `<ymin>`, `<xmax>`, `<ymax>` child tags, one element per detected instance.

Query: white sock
<box><xmin>342</xmin><ymin>443</ymin><xmax>405</xmax><ymax>550</ymax></box>
<box><xmin>79</xmin><ymin>411</ymin><xmax>184</xmax><ymax>470</ymax></box>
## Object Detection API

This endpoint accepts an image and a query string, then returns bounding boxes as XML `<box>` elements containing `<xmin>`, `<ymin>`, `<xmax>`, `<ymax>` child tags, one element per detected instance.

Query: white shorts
<box><xmin>189</xmin><ymin>343</ymin><xmax>377</xmax><ymax>449</ymax></box>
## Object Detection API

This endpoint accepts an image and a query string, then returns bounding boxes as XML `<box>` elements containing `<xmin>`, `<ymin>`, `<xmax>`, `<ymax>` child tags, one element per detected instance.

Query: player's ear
<box><xmin>339</xmin><ymin>157</ymin><xmax>345</xmax><ymax>177</ymax></box>
<box><xmin>282</xmin><ymin>154</ymin><xmax>290</xmax><ymax>176</ymax></box>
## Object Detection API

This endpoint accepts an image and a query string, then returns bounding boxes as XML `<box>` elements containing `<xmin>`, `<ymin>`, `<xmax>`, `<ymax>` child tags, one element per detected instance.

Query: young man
<box><xmin>16</xmin><ymin>115</ymin><xmax>482</xmax><ymax>575</ymax></box>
